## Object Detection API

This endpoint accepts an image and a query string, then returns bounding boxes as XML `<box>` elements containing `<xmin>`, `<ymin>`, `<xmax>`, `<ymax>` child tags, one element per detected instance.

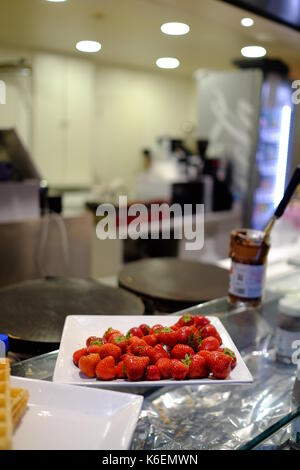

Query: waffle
<box><xmin>0</xmin><ymin>359</ymin><xmax>12</xmax><ymax>450</ymax></box>
<box><xmin>11</xmin><ymin>388</ymin><xmax>29</xmax><ymax>430</ymax></box>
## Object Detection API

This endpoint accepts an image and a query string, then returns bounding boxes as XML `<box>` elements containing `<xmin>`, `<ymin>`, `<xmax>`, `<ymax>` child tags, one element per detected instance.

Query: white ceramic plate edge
<box><xmin>10</xmin><ymin>376</ymin><xmax>143</xmax><ymax>450</ymax></box>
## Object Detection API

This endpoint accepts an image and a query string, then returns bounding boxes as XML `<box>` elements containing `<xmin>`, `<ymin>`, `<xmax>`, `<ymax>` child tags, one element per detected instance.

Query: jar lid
<box><xmin>0</xmin><ymin>334</ymin><xmax>9</xmax><ymax>354</ymax></box>
<box><xmin>231</xmin><ymin>229</ymin><xmax>266</xmax><ymax>246</ymax></box>
<box><xmin>279</xmin><ymin>294</ymin><xmax>300</xmax><ymax>318</ymax></box>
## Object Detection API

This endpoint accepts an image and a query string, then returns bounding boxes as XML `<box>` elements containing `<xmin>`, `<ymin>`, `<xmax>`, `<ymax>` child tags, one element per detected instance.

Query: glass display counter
<box><xmin>11</xmin><ymin>270</ymin><xmax>300</xmax><ymax>450</ymax></box>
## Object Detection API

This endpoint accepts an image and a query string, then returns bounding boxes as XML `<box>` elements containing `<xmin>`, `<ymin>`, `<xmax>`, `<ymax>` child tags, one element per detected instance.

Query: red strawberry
<box><xmin>95</xmin><ymin>356</ymin><xmax>116</xmax><ymax>381</ymax></box>
<box><xmin>197</xmin><ymin>350</ymin><xmax>213</xmax><ymax>366</ymax></box>
<box><xmin>115</xmin><ymin>361</ymin><xmax>126</xmax><ymax>379</ymax></box>
<box><xmin>171</xmin><ymin>344</ymin><xmax>194</xmax><ymax>360</ymax></box>
<box><xmin>187</xmin><ymin>329</ymin><xmax>201</xmax><ymax>350</ymax></box>
<box><xmin>126</xmin><ymin>327</ymin><xmax>144</xmax><ymax>339</ymax></box>
<box><xmin>78</xmin><ymin>353</ymin><xmax>100</xmax><ymax>378</ymax></box>
<box><xmin>170</xmin><ymin>324</ymin><xmax>181</xmax><ymax>331</ymax></box>
<box><xmin>189</xmin><ymin>330</ymin><xmax>203</xmax><ymax>352</ymax></box>
<box><xmin>189</xmin><ymin>354</ymin><xmax>209</xmax><ymax>379</ymax></box>
<box><xmin>156</xmin><ymin>358</ymin><xmax>172</xmax><ymax>379</ymax></box>
<box><xmin>104</xmin><ymin>328</ymin><xmax>121</xmax><ymax>342</ymax></box>
<box><xmin>123</xmin><ymin>355</ymin><xmax>150</xmax><ymax>381</ymax></box>
<box><xmin>149</xmin><ymin>324</ymin><xmax>163</xmax><ymax>335</ymax></box>
<box><xmin>87</xmin><ymin>345</ymin><xmax>102</xmax><ymax>355</ymax></box>
<box><xmin>177</xmin><ymin>326</ymin><xmax>197</xmax><ymax>345</ymax></box>
<box><xmin>145</xmin><ymin>365</ymin><xmax>161</xmax><ymax>381</ymax></box>
<box><xmin>159</xmin><ymin>327</ymin><xmax>178</xmax><ymax>348</ymax></box>
<box><xmin>198</xmin><ymin>336</ymin><xmax>220</xmax><ymax>352</ymax></box>
<box><xmin>128</xmin><ymin>338</ymin><xmax>147</xmax><ymax>356</ymax></box>
<box><xmin>73</xmin><ymin>347</ymin><xmax>88</xmax><ymax>367</ymax></box>
<box><xmin>219</xmin><ymin>348</ymin><xmax>237</xmax><ymax>369</ymax></box>
<box><xmin>136</xmin><ymin>345</ymin><xmax>156</xmax><ymax>364</ymax></box>
<box><xmin>98</xmin><ymin>343</ymin><xmax>122</xmax><ymax>361</ymax></box>
<box><xmin>108</xmin><ymin>334</ymin><xmax>127</xmax><ymax>352</ymax></box>
<box><xmin>193</xmin><ymin>316</ymin><xmax>210</xmax><ymax>329</ymax></box>
<box><xmin>86</xmin><ymin>336</ymin><xmax>103</xmax><ymax>348</ymax></box>
<box><xmin>209</xmin><ymin>351</ymin><xmax>232</xmax><ymax>379</ymax></box>
<box><xmin>140</xmin><ymin>345</ymin><xmax>168</xmax><ymax>364</ymax></box>
<box><xmin>126</xmin><ymin>344</ymin><xmax>139</xmax><ymax>355</ymax></box>
<box><xmin>143</xmin><ymin>334</ymin><xmax>159</xmax><ymax>347</ymax></box>
<box><xmin>200</xmin><ymin>325</ymin><xmax>222</xmax><ymax>345</ymax></box>
<box><xmin>170</xmin><ymin>313</ymin><xmax>194</xmax><ymax>330</ymax></box>
<box><xmin>177</xmin><ymin>313</ymin><xmax>194</xmax><ymax>327</ymax></box>
<box><xmin>139</xmin><ymin>324</ymin><xmax>150</xmax><ymax>336</ymax></box>
<box><xmin>128</xmin><ymin>335</ymin><xmax>144</xmax><ymax>346</ymax></box>
<box><xmin>120</xmin><ymin>352</ymin><xmax>133</xmax><ymax>362</ymax></box>
<box><xmin>171</xmin><ymin>359</ymin><xmax>189</xmax><ymax>380</ymax></box>
<box><xmin>153</xmin><ymin>344</ymin><xmax>169</xmax><ymax>361</ymax></box>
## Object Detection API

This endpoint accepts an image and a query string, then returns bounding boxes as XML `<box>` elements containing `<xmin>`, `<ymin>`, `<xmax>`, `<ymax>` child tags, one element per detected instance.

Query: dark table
<box><xmin>119</xmin><ymin>258</ymin><xmax>229</xmax><ymax>313</ymax></box>
<box><xmin>0</xmin><ymin>276</ymin><xmax>144</xmax><ymax>354</ymax></box>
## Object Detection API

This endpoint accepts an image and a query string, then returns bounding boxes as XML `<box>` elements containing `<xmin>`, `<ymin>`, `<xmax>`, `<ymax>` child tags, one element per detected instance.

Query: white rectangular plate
<box><xmin>11</xmin><ymin>376</ymin><xmax>143</xmax><ymax>450</ymax></box>
<box><xmin>53</xmin><ymin>315</ymin><xmax>253</xmax><ymax>387</ymax></box>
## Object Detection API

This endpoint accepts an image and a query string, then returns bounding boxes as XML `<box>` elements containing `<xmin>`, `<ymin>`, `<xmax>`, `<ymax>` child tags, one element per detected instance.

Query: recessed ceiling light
<box><xmin>76</xmin><ymin>41</ymin><xmax>102</xmax><ymax>53</ymax></box>
<box><xmin>241</xmin><ymin>46</ymin><xmax>266</xmax><ymax>58</ymax></box>
<box><xmin>46</xmin><ymin>0</ymin><xmax>67</xmax><ymax>3</ymax></box>
<box><xmin>241</xmin><ymin>17</ymin><xmax>254</xmax><ymax>27</ymax></box>
<box><xmin>156</xmin><ymin>57</ymin><xmax>180</xmax><ymax>69</ymax></box>
<box><xmin>161</xmin><ymin>22</ymin><xmax>190</xmax><ymax>36</ymax></box>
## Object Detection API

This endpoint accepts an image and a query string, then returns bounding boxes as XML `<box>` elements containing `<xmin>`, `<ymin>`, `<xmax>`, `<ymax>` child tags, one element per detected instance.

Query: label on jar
<box><xmin>275</xmin><ymin>328</ymin><xmax>300</xmax><ymax>360</ymax></box>
<box><xmin>229</xmin><ymin>262</ymin><xmax>265</xmax><ymax>299</ymax></box>
<box><xmin>291</xmin><ymin>416</ymin><xmax>300</xmax><ymax>445</ymax></box>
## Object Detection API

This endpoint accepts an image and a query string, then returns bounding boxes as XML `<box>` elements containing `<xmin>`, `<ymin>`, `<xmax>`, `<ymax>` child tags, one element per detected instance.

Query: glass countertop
<box><xmin>11</xmin><ymin>271</ymin><xmax>300</xmax><ymax>450</ymax></box>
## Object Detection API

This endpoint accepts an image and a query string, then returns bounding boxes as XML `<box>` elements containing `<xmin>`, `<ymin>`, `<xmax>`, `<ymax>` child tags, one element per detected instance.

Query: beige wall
<box><xmin>94</xmin><ymin>64</ymin><xmax>196</xmax><ymax>190</ymax></box>
<box><xmin>0</xmin><ymin>47</ymin><xmax>197</xmax><ymax>190</ymax></box>
<box><xmin>0</xmin><ymin>48</ymin><xmax>33</xmax><ymax>150</ymax></box>
<box><xmin>32</xmin><ymin>53</ymin><xmax>96</xmax><ymax>187</ymax></box>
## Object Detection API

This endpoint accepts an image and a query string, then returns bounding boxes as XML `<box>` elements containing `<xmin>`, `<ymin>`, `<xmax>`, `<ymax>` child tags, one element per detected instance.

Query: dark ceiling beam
<box><xmin>220</xmin><ymin>0</ymin><xmax>300</xmax><ymax>32</ymax></box>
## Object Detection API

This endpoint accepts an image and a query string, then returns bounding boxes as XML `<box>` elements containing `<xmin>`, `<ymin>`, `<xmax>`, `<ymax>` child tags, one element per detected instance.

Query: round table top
<box><xmin>0</xmin><ymin>277</ymin><xmax>144</xmax><ymax>353</ymax></box>
<box><xmin>119</xmin><ymin>258</ymin><xmax>229</xmax><ymax>311</ymax></box>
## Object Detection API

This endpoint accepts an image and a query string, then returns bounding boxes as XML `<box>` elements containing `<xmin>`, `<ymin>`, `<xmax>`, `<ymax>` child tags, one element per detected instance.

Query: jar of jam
<box><xmin>228</xmin><ymin>229</ymin><xmax>270</xmax><ymax>308</ymax></box>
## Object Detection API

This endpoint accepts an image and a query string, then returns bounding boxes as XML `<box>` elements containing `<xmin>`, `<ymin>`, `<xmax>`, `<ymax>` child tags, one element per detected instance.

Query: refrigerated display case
<box><xmin>252</xmin><ymin>76</ymin><xmax>293</xmax><ymax>229</ymax></box>
<box><xmin>196</xmin><ymin>66</ymin><xmax>294</xmax><ymax>229</ymax></box>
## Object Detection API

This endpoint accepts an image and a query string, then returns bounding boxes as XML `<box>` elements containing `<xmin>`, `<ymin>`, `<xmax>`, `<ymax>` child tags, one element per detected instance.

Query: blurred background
<box><xmin>2</xmin><ymin>2</ymin><xmax>300</xmax><ymax>450</ymax></box>
<box><xmin>1</xmin><ymin>0</ymin><xmax>300</xmax><ymax>286</ymax></box>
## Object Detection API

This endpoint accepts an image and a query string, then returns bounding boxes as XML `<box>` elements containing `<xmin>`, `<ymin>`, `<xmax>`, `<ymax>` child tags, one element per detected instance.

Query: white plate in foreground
<box><xmin>11</xmin><ymin>376</ymin><xmax>143</xmax><ymax>450</ymax></box>
<box><xmin>53</xmin><ymin>315</ymin><xmax>253</xmax><ymax>387</ymax></box>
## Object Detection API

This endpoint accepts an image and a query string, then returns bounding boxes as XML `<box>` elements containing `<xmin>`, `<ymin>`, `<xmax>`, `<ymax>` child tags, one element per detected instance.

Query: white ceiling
<box><xmin>0</xmin><ymin>0</ymin><xmax>300</xmax><ymax>77</ymax></box>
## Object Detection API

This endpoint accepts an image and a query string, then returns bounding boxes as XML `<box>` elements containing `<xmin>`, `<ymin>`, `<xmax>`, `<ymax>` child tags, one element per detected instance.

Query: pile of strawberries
<box><xmin>73</xmin><ymin>314</ymin><xmax>236</xmax><ymax>382</ymax></box>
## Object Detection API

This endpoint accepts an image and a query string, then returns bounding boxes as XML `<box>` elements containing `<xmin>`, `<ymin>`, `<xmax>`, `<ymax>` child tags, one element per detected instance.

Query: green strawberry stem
<box><xmin>115</xmin><ymin>335</ymin><xmax>126</xmax><ymax>344</ymax></box>
<box><xmin>183</xmin><ymin>314</ymin><xmax>192</xmax><ymax>323</ymax></box>
<box><xmin>181</xmin><ymin>354</ymin><xmax>192</xmax><ymax>367</ymax></box>
<box><xmin>90</xmin><ymin>340</ymin><xmax>103</xmax><ymax>346</ymax></box>
<box><xmin>223</xmin><ymin>348</ymin><xmax>235</xmax><ymax>359</ymax></box>
<box><xmin>126</xmin><ymin>331</ymin><xmax>133</xmax><ymax>340</ymax></box>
